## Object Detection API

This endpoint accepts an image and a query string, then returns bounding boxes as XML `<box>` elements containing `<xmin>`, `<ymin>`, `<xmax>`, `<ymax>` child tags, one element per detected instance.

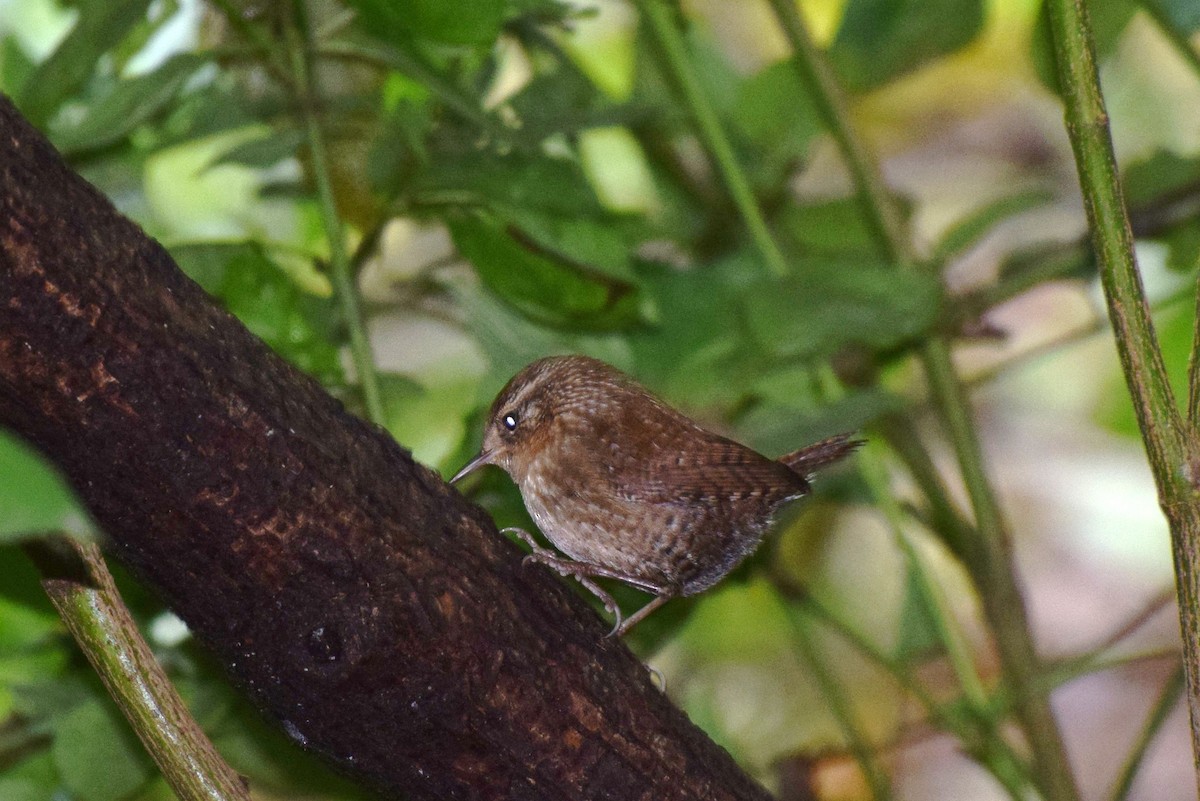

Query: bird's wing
<box><xmin>614</xmin><ymin>429</ymin><xmax>808</xmax><ymax>508</ymax></box>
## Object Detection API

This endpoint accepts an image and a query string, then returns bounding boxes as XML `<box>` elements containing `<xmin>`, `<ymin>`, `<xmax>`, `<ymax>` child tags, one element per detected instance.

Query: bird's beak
<box><xmin>451</xmin><ymin>450</ymin><xmax>492</xmax><ymax>484</ymax></box>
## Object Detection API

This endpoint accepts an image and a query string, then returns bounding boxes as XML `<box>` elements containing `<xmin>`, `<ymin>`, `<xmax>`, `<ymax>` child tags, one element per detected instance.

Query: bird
<box><xmin>452</xmin><ymin>355</ymin><xmax>860</xmax><ymax>636</ymax></box>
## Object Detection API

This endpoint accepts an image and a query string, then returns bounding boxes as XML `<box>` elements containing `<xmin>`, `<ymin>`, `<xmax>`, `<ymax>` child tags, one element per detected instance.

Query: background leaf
<box><xmin>743</xmin><ymin>266</ymin><xmax>943</xmax><ymax>360</ymax></box>
<box><xmin>52</xmin><ymin>698</ymin><xmax>155</xmax><ymax>801</ymax></box>
<box><xmin>0</xmin><ymin>432</ymin><xmax>90</xmax><ymax>543</ymax></box>
<box><xmin>344</xmin><ymin>0</ymin><xmax>506</xmax><ymax>45</ymax></box>
<box><xmin>830</xmin><ymin>0</ymin><xmax>985</xmax><ymax>91</ymax></box>
<box><xmin>15</xmin><ymin>0</ymin><xmax>155</xmax><ymax>126</ymax></box>
<box><xmin>52</xmin><ymin>53</ymin><xmax>206</xmax><ymax>155</ymax></box>
<box><xmin>449</xmin><ymin>214</ymin><xmax>648</xmax><ymax>331</ymax></box>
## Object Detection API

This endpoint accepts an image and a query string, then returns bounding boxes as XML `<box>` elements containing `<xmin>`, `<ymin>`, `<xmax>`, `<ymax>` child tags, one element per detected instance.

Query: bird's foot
<box><xmin>522</xmin><ymin>550</ymin><xmax>625</xmax><ymax>635</ymax></box>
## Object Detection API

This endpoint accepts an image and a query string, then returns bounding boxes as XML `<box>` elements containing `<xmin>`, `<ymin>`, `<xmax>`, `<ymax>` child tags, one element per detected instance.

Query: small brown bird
<box><xmin>453</xmin><ymin>355</ymin><xmax>860</xmax><ymax>636</ymax></box>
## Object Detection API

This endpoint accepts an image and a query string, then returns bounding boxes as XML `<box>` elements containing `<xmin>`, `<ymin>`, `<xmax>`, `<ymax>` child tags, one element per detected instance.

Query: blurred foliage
<box><xmin>1</xmin><ymin>0</ymin><xmax>1199</xmax><ymax>799</ymax></box>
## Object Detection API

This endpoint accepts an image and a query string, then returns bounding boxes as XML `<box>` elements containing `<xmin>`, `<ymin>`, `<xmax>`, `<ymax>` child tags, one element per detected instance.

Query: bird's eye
<box><xmin>502</xmin><ymin>412</ymin><xmax>519</xmax><ymax>431</ymax></box>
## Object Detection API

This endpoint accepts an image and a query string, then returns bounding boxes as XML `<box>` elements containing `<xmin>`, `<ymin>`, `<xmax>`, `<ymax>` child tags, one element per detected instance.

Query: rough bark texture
<box><xmin>0</xmin><ymin>94</ymin><xmax>772</xmax><ymax>801</ymax></box>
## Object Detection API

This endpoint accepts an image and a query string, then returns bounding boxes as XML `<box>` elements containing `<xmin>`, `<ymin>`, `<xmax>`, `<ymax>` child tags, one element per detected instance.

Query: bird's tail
<box><xmin>778</xmin><ymin>433</ymin><xmax>864</xmax><ymax>476</ymax></box>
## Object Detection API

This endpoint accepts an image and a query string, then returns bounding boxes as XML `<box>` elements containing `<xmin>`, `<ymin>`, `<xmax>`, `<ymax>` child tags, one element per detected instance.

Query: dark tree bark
<box><xmin>0</xmin><ymin>94</ymin><xmax>773</xmax><ymax>801</ymax></box>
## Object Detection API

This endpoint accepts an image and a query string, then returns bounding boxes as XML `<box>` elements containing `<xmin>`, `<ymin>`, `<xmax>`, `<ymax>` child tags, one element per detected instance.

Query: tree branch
<box><xmin>0</xmin><ymin>93</ymin><xmax>770</xmax><ymax>801</ymax></box>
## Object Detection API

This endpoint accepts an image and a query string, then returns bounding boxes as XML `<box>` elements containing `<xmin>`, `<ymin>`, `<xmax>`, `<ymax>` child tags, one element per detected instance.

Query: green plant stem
<box><xmin>208</xmin><ymin>0</ymin><xmax>295</xmax><ymax>90</ymax></box>
<box><xmin>1109</xmin><ymin>666</ymin><xmax>1186</xmax><ymax>801</ymax></box>
<box><xmin>856</xmin><ymin>441</ymin><xmax>989</xmax><ymax>710</ymax></box>
<box><xmin>770</xmin><ymin>4</ymin><xmax>1082</xmax><ymax>799</ymax></box>
<box><xmin>637</xmin><ymin>0</ymin><xmax>789</xmax><ymax>277</ymax></box>
<box><xmin>288</xmin><ymin>2</ymin><xmax>386</xmax><ymax>426</ymax></box>
<box><xmin>771</xmin><ymin>5</ymin><xmax>1086</xmax><ymax>799</ymax></box>
<box><xmin>811</xmin><ymin>371</ymin><xmax>1034</xmax><ymax>795</ymax></box>
<box><xmin>790</xmin><ymin>609</ymin><xmax>892</xmax><ymax>801</ymax></box>
<box><xmin>1188</xmin><ymin>268</ymin><xmax>1200</xmax><ymax>427</ymax></box>
<box><xmin>802</xmin><ymin>595</ymin><xmax>1033</xmax><ymax>801</ymax></box>
<box><xmin>875</xmin><ymin>413</ymin><xmax>975</xmax><ymax>562</ymax></box>
<box><xmin>24</xmin><ymin>537</ymin><xmax>250</xmax><ymax>801</ymax></box>
<box><xmin>318</xmin><ymin>40</ymin><xmax>504</xmax><ymax>142</ymax></box>
<box><xmin>921</xmin><ymin>341</ymin><xmax>1085</xmax><ymax>801</ymax></box>
<box><xmin>812</xmin><ymin>367</ymin><xmax>989</xmax><ymax>714</ymax></box>
<box><xmin>764</xmin><ymin>0</ymin><xmax>908</xmax><ymax>262</ymax></box>
<box><xmin>1047</xmin><ymin>0</ymin><xmax>1200</xmax><ymax>783</ymax></box>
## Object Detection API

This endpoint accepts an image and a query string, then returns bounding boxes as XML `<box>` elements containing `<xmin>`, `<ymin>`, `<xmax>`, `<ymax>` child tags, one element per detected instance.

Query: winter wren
<box><xmin>452</xmin><ymin>355</ymin><xmax>860</xmax><ymax>636</ymax></box>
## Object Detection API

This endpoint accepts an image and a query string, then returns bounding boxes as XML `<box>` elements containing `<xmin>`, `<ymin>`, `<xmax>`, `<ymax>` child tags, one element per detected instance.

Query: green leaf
<box><xmin>0</xmin><ymin>593</ymin><xmax>63</xmax><ymax>653</ymax></box>
<box><xmin>892</xmin><ymin>565</ymin><xmax>943</xmax><ymax>660</ymax></box>
<box><xmin>347</xmin><ymin>0</ymin><xmax>505</xmax><ymax>45</ymax></box>
<box><xmin>1146</xmin><ymin>0</ymin><xmax>1200</xmax><ymax>32</ymax></box>
<box><xmin>506</xmin><ymin>207</ymin><xmax>641</xmax><ymax>283</ymax></box>
<box><xmin>629</xmin><ymin>257</ymin><xmax>752</xmax><ymax>409</ymax></box>
<box><xmin>777</xmin><ymin>198</ymin><xmax>895</xmax><ymax>260</ymax></box>
<box><xmin>1123</xmin><ymin>152</ymin><xmax>1200</xmax><ymax>272</ymax></box>
<box><xmin>830</xmin><ymin>0</ymin><xmax>985</xmax><ymax>91</ymax></box>
<box><xmin>1159</xmin><ymin>222</ymin><xmax>1200</xmax><ymax>273</ymax></box>
<box><xmin>932</xmin><ymin>188</ymin><xmax>1056</xmax><ymax>263</ymax></box>
<box><xmin>170</xmin><ymin>243</ymin><xmax>344</xmax><ymax>387</ymax></box>
<box><xmin>10</xmin><ymin>671</ymin><xmax>96</xmax><ymax>723</ymax></box>
<box><xmin>738</xmin><ymin>387</ymin><xmax>902</xmax><ymax>458</ymax></box>
<box><xmin>381</xmin><ymin>374</ymin><xmax>480</xmax><ymax>469</ymax></box>
<box><xmin>734</xmin><ymin>60</ymin><xmax>822</xmax><ymax>186</ymax></box>
<box><xmin>0</xmin><ymin>780</ymin><xmax>49</xmax><ymax>801</ymax></box>
<box><xmin>52</xmin><ymin>698</ymin><xmax>155</xmax><ymax>801</ymax></box>
<box><xmin>449</xmin><ymin>214</ymin><xmax>647</xmax><ymax>331</ymax></box>
<box><xmin>52</xmin><ymin>53</ymin><xmax>206</xmax><ymax>155</ymax></box>
<box><xmin>211</xmin><ymin>127</ymin><xmax>306</xmax><ymax>168</ymax></box>
<box><xmin>449</xmin><ymin>284</ymin><xmax>632</xmax><ymax>393</ymax></box>
<box><xmin>0</xmin><ymin>431</ymin><xmax>91</xmax><ymax>543</ymax></box>
<box><xmin>1124</xmin><ymin>150</ymin><xmax>1200</xmax><ymax>207</ymax></box>
<box><xmin>0</xmin><ymin>33</ymin><xmax>37</xmax><ymax>97</ymax></box>
<box><xmin>743</xmin><ymin>265</ymin><xmax>943</xmax><ymax>360</ymax></box>
<box><xmin>0</xmin><ymin>752</ymin><xmax>59</xmax><ymax>800</ymax></box>
<box><xmin>0</xmin><ymin>648</ymin><xmax>71</xmax><ymax>702</ymax></box>
<box><xmin>15</xmin><ymin>0</ymin><xmax>155</xmax><ymax>126</ymax></box>
<box><xmin>419</xmin><ymin>152</ymin><xmax>607</xmax><ymax>218</ymax></box>
<box><xmin>508</xmin><ymin>65</ymin><xmax>613</xmax><ymax>140</ymax></box>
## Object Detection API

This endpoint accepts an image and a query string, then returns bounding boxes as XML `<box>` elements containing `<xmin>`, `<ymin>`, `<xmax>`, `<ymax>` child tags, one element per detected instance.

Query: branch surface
<box><xmin>0</xmin><ymin>94</ymin><xmax>770</xmax><ymax>801</ymax></box>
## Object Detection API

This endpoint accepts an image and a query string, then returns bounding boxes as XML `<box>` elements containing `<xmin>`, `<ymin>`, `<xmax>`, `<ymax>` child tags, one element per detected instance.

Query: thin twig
<box><xmin>767</xmin><ymin>3</ymin><xmax>1082</xmax><ymax>798</ymax></box>
<box><xmin>288</xmin><ymin>1</ymin><xmax>386</xmax><ymax>425</ymax></box>
<box><xmin>1109</xmin><ymin>666</ymin><xmax>1186</xmax><ymax>801</ymax></box>
<box><xmin>637</xmin><ymin>0</ymin><xmax>789</xmax><ymax>277</ymax></box>
<box><xmin>24</xmin><ymin>536</ymin><xmax>250</xmax><ymax>801</ymax></box>
<box><xmin>790</xmin><ymin>608</ymin><xmax>893</xmax><ymax>801</ymax></box>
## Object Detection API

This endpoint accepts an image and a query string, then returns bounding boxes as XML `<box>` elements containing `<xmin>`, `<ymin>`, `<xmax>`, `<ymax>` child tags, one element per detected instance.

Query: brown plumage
<box><xmin>453</xmin><ymin>355</ymin><xmax>860</xmax><ymax>636</ymax></box>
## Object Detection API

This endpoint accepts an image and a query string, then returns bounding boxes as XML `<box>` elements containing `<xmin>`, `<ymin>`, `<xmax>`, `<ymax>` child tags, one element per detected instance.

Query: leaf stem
<box><xmin>857</xmin><ymin>441</ymin><xmax>989</xmax><ymax>711</ymax></box>
<box><xmin>790</xmin><ymin>609</ymin><xmax>893</xmax><ymax>801</ymax></box>
<box><xmin>208</xmin><ymin>0</ymin><xmax>296</xmax><ymax>91</ymax></box>
<box><xmin>1108</xmin><ymin>666</ymin><xmax>1185</xmax><ymax>801</ymax></box>
<box><xmin>800</xmin><ymin>595</ymin><xmax>1033</xmax><ymax>800</ymax></box>
<box><xmin>318</xmin><ymin>39</ymin><xmax>506</xmax><ymax>143</ymax></box>
<box><xmin>24</xmin><ymin>537</ymin><xmax>250</xmax><ymax>801</ymax></box>
<box><xmin>764</xmin><ymin>0</ymin><xmax>909</xmax><ymax>263</ymax></box>
<box><xmin>288</xmin><ymin>2</ymin><xmax>386</xmax><ymax>425</ymax></box>
<box><xmin>637</xmin><ymin>0</ymin><xmax>789</xmax><ymax>277</ymax></box>
<box><xmin>770</xmin><ymin>5</ymin><xmax>1082</xmax><ymax>799</ymax></box>
<box><xmin>1047</xmin><ymin>0</ymin><xmax>1200</xmax><ymax>783</ymax></box>
<box><xmin>1136</xmin><ymin>0</ymin><xmax>1200</xmax><ymax>79</ymax></box>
